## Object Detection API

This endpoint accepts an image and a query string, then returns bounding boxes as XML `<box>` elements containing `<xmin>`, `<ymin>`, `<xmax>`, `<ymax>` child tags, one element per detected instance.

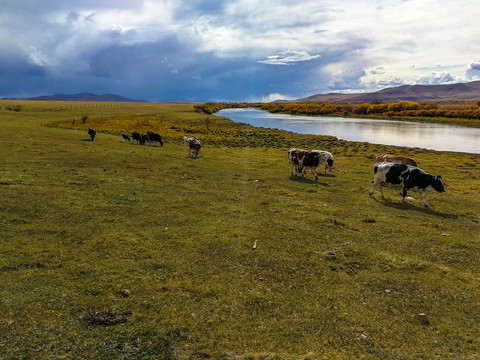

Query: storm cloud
<box><xmin>1</xmin><ymin>0</ymin><xmax>480</xmax><ymax>101</ymax></box>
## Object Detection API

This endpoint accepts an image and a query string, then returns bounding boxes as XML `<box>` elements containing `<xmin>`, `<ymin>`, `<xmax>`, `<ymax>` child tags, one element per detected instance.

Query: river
<box><xmin>215</xmin><ymin>108</ymin><xmax>480</xmax><ymax>154</ymax></box>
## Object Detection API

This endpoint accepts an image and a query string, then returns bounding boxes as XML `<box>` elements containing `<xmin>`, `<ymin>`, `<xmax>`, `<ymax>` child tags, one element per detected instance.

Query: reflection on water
<box><xmin>216</xmin><ymin>108</ymin><xmax>480</xmax><ymax>154</ymax></box>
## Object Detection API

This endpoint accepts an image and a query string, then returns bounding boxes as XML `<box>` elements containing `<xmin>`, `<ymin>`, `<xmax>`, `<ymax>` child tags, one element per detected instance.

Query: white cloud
<box><xmin>259</xmin><ymin>93</ymin><xmax>290</xmax><ymax>102</ymax></box>
<box><xmin>370</xmin><ymin>67</ymin><xmax>385</xmax><ymax>75</ymax></box>
<box><xmin>258</xmin><ymin>51</ymin><xmax>321</xmax><ymax>66</ymax></box>
<box><xmin>417</xmin><ymin>73</ymin><xmax>456</xmax><ymax>85</ymax></box>
<box><xmin>25</xmin><ymin>46</ymin><xmax>56</xmax><ymax>67</ymax></box>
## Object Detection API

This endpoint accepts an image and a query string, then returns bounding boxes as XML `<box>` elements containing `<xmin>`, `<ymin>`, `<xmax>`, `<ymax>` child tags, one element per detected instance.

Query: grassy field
<box><xmin>1</xmin><ymin>101</ymin><xmax>479</xmax><ymax>359</ymax></box>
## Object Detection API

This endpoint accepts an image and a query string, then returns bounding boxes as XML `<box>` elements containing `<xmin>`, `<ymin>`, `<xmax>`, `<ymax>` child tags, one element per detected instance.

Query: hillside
<box><xmin>21</xmin><ymin>92</ymin><xmax>149</xmax><ymax>102</ymax></box>
<box><xmin>295</xmin><ymin>80</ymin><xmax>480</xmax><ymax>103</ymax></box>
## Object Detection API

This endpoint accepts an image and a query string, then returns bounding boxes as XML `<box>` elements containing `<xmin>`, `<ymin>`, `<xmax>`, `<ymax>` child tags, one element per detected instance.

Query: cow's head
<box><xmin>326</xmin><ymin>158</ymin><xmax>334</xmax><ymax>175</ymax></box>
<box><xmin>431</xmin><ymin>175</ymin><xmax>445</xmax><ymax>193</ymax></box>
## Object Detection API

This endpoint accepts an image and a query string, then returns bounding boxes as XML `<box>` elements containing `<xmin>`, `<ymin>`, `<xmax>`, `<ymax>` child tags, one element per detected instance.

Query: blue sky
<box><xmin>1</xmin><ymin>0</ymin><xmax>480</xmax><ymax>102</ymax></box>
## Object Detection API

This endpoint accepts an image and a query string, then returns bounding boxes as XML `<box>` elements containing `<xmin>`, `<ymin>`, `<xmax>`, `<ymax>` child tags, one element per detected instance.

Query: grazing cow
<box><xmin>184</xmin><ymin>136</ymin><xmax>202</xmax><ymax>158</ymax></box>
<box><xmin>141</xmin><ymin>134</ymin><xmax>150</xmax><ymax>145</ymax></box>
<box><xmin>147</xmin><ymin>131</ymin><xmax>164</xmax><ymax>146</ymax></box>
<box><xmin>376</xmin><ymin>154</ymin><xmax>418</xmax><ymax>167</ymax></box>
<box><xmin>311</xmin><ymin>149</ymin><xmax>334</xmax><ymax>175</ymax></box>
<box><xmin>121</xmin><ymin>133</ymin><xmax>131</xmax><ymax>142</ymax></box>
<box><xmin>369</xmin><ymin>162</ymin><xmax>445</xmax><ymax>207</ymax></box>
<box><xmin>131</xmin><ymin>132</ymin><xmax>142</xmax><ymax>144</ymax></box>
<box><xmin>288</xmin><ymin>148</ymin><xmax>334</xmax><ymax>180</ymax></box>
<box><xmin>88</xmin><ymin>128</ymin><xmax>96</xmax><ymax>141</ymax></box>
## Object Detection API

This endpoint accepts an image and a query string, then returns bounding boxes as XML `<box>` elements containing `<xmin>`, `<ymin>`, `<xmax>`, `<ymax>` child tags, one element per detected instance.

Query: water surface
<box><xmin>216</xmin><ymin>108</ymin><xmax>480</xmax><ymax>154</ymax></box>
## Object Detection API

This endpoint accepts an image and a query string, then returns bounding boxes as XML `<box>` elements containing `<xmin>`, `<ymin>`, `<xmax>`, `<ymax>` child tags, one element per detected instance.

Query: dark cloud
<box><xmin>175</xmin><ymin>0</ymin><xmax>234</xmax><ymax>16</ymax></box>
<box><xmin>330</xmin><ymin>68</ymin><xmax>367</xmax><ymax>90</ymax></box>
<box><xmin>466</xmin><ymin>62</ymin><xmax>480</xmax><ymax>80</ymax></box>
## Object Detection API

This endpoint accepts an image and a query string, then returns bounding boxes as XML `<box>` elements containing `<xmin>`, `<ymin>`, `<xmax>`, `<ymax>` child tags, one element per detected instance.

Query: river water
<box><xmin>216</xmin><ymin>108</ymin><xmax>480</xmax><ymax>154</ymax></box>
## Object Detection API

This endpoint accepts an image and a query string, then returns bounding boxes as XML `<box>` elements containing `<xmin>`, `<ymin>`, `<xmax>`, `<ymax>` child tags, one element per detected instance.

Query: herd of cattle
<box><xmin>288</xmin><ymin>149</ymin><xmax>444</xmax><ymax>208</ymax></box>
<box><xmin>121</xmin><ymin>131</ymin><xmax>164</xmax><ymax>147</ymax></box>
<box><xmin>88</xmin><ymin>128</ymin><xmax>201</xmax><ymax>158</ymax></box>
<box><xmin>88</xmin><ymin>128</ymin><xmax>445</xmax><ymax>207</ymax></box>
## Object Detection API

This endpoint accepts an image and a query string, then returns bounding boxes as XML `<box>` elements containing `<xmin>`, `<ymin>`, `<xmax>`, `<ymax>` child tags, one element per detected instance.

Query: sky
<box><xmin>1</xmin><ymin>0</ymin><xmax>480</xmax><ymax>102</ymax></box>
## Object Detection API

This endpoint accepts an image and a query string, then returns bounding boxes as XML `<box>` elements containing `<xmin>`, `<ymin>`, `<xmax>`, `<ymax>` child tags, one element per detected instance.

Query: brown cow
<box><xmin>375</xmin><ymin>154</ymin><xmax>417</xmax><ymax>167</ymax></box>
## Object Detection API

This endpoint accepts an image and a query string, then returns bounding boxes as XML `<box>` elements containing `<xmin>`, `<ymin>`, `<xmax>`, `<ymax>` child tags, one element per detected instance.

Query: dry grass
<box><xmin>0</xmin><ymin>101</ymin><xmax>479</xmax><ymax>359</ymax></box>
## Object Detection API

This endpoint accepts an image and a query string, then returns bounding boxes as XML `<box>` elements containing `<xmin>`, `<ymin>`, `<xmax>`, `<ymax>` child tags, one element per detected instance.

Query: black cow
<box><xmin>88</xmin><ymin>128</ymin><xmax>96</xmax><ymax>141</ymax></box>
<box><xmin>132</xmin><ymin>132</ymin><xmax>142</xmax><ymax>144</ymax></box>
<box><xmin>141</xmin><ymin>134</ymin><xmax>150</xmax><ymax>145</ymax></box>
<box><xmin>121</xmin><ymin>133</ymin><xmax>131</xmax><ymax>142</ymax></box>
<box><xmin>147</xmin><ymin>131</ymin><xmax>164</xmax><ymax>146</ymax></box>
<box><xmin>369</xmin><ymin>162</ymin><xmax>445</xmax><ymax>207</ymax></box>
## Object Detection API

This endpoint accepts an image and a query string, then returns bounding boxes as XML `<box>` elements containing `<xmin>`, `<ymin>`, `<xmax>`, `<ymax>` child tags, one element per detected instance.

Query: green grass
<box><xmin>1</xmin><ymin>101</ymin><xmax>479</xmax><ymax>359</ymax></box>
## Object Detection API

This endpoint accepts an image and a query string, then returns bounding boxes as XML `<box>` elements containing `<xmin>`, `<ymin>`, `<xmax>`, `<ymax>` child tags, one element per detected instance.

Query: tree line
<box><xmin>195</xmin><ymin>100</ymin><xmax>480</xmax><ymax>121</ymax></box>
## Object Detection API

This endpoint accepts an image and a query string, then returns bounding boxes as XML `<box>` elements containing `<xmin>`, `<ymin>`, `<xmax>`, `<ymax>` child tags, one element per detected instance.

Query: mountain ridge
<box><xmin>292</xmin><ymin>80</ymin><xmax>480</xmax><ymax>103</ymax></box>
<box><xmin>21</xmin><ymin>92</ymin><xmax>149</xmax><ymax>102</ymax></box>
<box><xmin>0</xmin><ymin>92</ymin><xmax>209</xmax><ymax>104</ymax></box>
<box><xmin>4</xmin><ymin>81</ymin><xmax>480</xmax><ymax>104</ymax></box>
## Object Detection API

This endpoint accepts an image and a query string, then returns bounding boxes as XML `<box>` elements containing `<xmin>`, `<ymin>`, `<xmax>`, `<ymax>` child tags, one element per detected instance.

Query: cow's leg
<box><xmin>290</xmin><ymin>163</ymin><xmax>296</xmax><ymax>176</ymax></box>
<box><xmin>301</xmin><ymin>167</ymin><xmax>306</xmax><ymax>177</ymax></box>
<box><xmin>419</xmin><ymin>189</ymin><xmax>429</xmax><ymax>207</ymax></box>
<box><xmin>369</xmin><ymin>181</ymin><xmax>375</xmax><ymax>196</ymax></box>
<box><xmin>402</xmin><ymin>188</ymin><xmax>408</xmax><ymax>203</ymax></box>
<box><xmin>379</xmin><ymin>183</ymin><xmax>386</xmax><ymax>200</ymax></box>
<box><xmin>313</xmin><ymin>168</ymin><xmax>318</xmax><ymax>181</ymax></box>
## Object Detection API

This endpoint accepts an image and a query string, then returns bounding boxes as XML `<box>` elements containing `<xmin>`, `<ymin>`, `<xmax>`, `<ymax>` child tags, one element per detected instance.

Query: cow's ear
<box><xmin>437</xmin><ymin>175</ymin><xmax>442</xmax><ymax>179</ymax></box>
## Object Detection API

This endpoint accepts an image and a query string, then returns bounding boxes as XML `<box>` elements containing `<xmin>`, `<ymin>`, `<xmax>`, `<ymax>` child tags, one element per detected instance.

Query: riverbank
<box><xmin>194</xmin><ymin>101</ymin><xmax>480</xmax><ymax>128</ymax></box>
<box><xmin>1</xmin><ymin>101</ymin><xmax>479</xmax><ymax>359</ymax></box>
<box><xmin>261</xmin><ymin>101</ymin><xmax>480</xmax><ymax>128</ymax></box>
<box><xmin>216</xmin><ymin>108</ymin><xmax>480</xmax><ymax>154</ymax></box>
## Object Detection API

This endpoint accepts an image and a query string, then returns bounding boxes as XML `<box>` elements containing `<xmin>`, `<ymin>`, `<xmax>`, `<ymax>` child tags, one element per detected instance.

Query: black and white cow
<box><xmin>369</xmin><ymin>162</ymin><xmax>445</xmax><ymax>207</ymax></box>
<box><xmin>183</xmin><ymin>136</ymin><xmax>202</xmax><ymax>158</ymax></box>
<box><xmin>121</xmin><ymin>133</ymin><xmax>131</xmax><ymax>142</ymax></box>
<box><xmin>311</xmin><ymin>149</ymin><xmax>334</xmax><ymax>175</ymax></box>
<box><xmin>288</xmin><ymin>148</ymin><xmax>334</xmax><ymax>180</ymax></box>
<box><xmin>88</xmin><ymin>128</ymin><xmax>96</xmax><ymax>141</ymax></box>
<box><xmin>131</xmin><ymin>132</ymin><xmax>142</xmax><ymax>144</ymax></box>
<box><xmin>147</xmin><ymin>131</ymin><xmax>164</xmax><ymax>146</ymax></box>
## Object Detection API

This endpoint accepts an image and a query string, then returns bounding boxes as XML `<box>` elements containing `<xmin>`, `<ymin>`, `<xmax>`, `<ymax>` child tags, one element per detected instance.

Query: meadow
<box><xmin>0</xmin><ymin>100</ymin><xmax>479</xmax><ymax>359</ymax></box>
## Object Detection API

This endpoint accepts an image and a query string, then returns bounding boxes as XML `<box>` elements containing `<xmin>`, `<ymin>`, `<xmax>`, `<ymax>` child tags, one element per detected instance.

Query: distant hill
<box><xmin>294</xmin><ymin>81</ymin><xmax>480</xmax><ymax>103</ymax></box>
<box><xmin>1</xmin><ymin>93</ymin><xmax>209</xmax><ymax>104</ymax></box>
<box><xmin>21</xmin><ymin>93</ymin><xmax>150</xmax><ymax>102</ymax></box>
